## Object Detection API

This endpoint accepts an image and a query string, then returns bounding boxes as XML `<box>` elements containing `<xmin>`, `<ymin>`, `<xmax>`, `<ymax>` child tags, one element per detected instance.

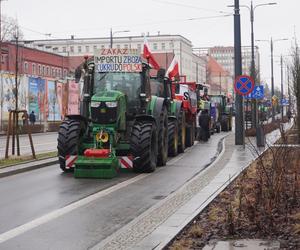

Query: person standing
<box><xmin>29</xmin><ymin>111</ymin><xmax>36</xmax><ymax>125</ymax></box>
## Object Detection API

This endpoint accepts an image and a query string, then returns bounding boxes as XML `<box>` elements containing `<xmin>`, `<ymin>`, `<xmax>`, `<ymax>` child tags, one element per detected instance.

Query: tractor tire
<box><xmin>216</xmin><ymin>123</ymin><xmax>221</xmax><ymax>133</ymax></box>
<box><xmin>221</xmin><ymin>117</ymin><xmax>229</xmax><ymax>132</ymax></box>
<box><xmin>130</xmin><ymin>121</ymin><xmax>157</xmax><ymax>173</ymax></box>
<box><xmin>177</xmin><ymin>110</ymin><xmax>186</xmax><ymax>153</ymax></box>
<box><xmin>57</xmin><ymin>119</ymin><xmax>81</xmax><ymax>172</ymax></box>
<box><xmin>168</xmin><ymin>120</ymin><xmax>178</xmax><ymax>157</ymax></box>
<box><xmin>157</xmin><ymin>107</ymin><xmax>168</xmax><ymax>166</ymax></box>
<box><xmin>186</xmin><ymin>122</ymin><xmax>195</xmax><ymax>147</ymax></box>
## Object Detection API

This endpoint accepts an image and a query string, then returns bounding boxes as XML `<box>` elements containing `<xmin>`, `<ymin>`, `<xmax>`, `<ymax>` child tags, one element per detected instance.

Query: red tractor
<box><xmin>172</xmin><ymin>76</ymin><xmax>198</xmax><ymax>147</ymax></box>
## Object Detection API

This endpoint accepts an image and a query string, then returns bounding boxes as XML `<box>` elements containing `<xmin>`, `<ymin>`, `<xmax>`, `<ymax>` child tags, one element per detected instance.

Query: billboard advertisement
<box><xmin>47</xmin><ymin>80</ymin><xmax>61</xmax><ymax>121</ymax></box>
<box><xmin>28</xmin><ymin>77</ymin><xmax>45</xmax><ymax>121</ymax></box>
<box><xmin>67</xmin><ymin>81</ymin><xmax>79</xmax><ymax>115</ymax></box>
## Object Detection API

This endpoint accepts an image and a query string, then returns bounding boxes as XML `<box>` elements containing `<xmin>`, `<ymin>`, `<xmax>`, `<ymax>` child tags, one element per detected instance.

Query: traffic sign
<box><xmin>234</xmin><ymin>75</ymin><xmax>255</xmax><ymax>96</ymax></box>
<box><xmin>251</xmin><ymin>86</ymin><xmax>264</xmax><ymax>99</ymax></box>
<box><xmin>280</xmin><ymin>98</ymin><xmax>289</xmax><ymax>105</ymax></box>
<box><xmin>244</xmin><ymin>86</ymin><xmax>264</xmax><ymax>99</ymax></box>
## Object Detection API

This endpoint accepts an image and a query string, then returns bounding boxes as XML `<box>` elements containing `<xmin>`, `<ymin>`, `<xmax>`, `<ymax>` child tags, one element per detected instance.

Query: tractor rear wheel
<box><xmin>57</xmin><ymin>119</ymin><xmax>81</xmax><ymax>172</ymax></box>
<box><xmin>168</xmin><ymin>120</ymin><xmax>178</xmax><ymax>157</ymax></box>
<box><xmin>157</xmin><ymin>107</ymin><xmax>168</xmax><ymax>166</ymax></box>
<box><xmin>131</xmin><ymin>121</ymin><xmax>157</xmax><ymax>173</ymax></box>
<box><xmin>221</xmin><ymin>116</ymin><xmax>229</xmax><ymax>132</ymax></box>
<box><xmin>177</xmin><ymin>111</ymin><xmax>186</xmax><ymax>153</ymax></box>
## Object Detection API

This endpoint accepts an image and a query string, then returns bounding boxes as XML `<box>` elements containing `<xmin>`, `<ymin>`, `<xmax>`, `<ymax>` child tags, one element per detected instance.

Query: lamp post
<box><xmin>110</xmin><ymin>29</ymin><xmax>130</xmax><ymax>48</ymax></box>
<box><xmin>256</xmin><ymin>38</ymin><xmax>288</xmax><ymax>122</ymax></box>
<box><xmin>233</xmin><ymin>0</ymin><xmax>244</xmax><ymax>146</ymax></box>
<box><xmin>229</xmin><ymin>1</ymin><xmax>276</xmax><ymax>128</ymax></box>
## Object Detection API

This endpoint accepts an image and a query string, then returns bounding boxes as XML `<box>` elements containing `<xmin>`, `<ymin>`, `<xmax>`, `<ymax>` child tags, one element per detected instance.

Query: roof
<box><xmin>207</xmin><ymin>56</ymin><xmax>229</xmax><ymax>76</ymax></box>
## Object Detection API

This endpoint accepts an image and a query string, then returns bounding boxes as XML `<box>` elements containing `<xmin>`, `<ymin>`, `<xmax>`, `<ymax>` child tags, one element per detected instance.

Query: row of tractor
<box><xmin>57</xmin><ymin>48</ymin><xmax>232</xmax><ymax>179</ymax></box>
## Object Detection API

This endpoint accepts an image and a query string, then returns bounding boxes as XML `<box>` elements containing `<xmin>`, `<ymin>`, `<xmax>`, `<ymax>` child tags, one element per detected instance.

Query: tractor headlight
<box><xmin>91</xmin><ymin>101</ymin><xmax>101</xmax><ymax>107</ymax></box>
<box><xmin>105</xmin><ymin>101</ymin><xmax>117</xmax><ymax>108</ymax></box>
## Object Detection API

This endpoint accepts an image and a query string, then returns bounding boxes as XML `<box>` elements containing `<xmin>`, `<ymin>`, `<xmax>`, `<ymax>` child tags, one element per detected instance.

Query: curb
<box><xmin>0</xmin><ymin>157</ymin><xmax>58</xmax><ymax>178</ymax></box>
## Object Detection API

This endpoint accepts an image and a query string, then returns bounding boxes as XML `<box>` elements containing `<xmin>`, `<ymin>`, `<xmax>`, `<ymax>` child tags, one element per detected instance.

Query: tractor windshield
<box><xmin>94</xmin><ymin>72</ymin><xmax>142</xmax><ymax>101</ymax></box>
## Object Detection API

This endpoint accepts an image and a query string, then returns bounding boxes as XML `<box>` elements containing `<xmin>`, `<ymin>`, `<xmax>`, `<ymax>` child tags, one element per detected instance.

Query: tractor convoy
<box><xmin>57</xmin><ymin>48</ymin><xmax>232</xmax><ymax>179</ymax></box>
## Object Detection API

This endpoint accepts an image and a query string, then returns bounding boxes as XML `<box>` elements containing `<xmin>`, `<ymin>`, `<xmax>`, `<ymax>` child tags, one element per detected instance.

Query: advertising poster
<box><xmin>56</xmin><ymin>81</ymin><xmax>68</xmax><ymax>119</ymax></box>
<box><xmin>67</xmin><ymin>81</ymin><xmax>79</xmax><ymax>115</ymax></box>
<box><xmin>28</xmin><ymin>77</ymin><xmax>39</xmax><ymax>120</ymax></box>
<box><xmin>29</xmin><ymin>77</ymin><xmax>45</xmax><ymax>121</ymax></box>
<box><xmin>47</xmin><ymin>80</ymin><xmax>61</xmax><ymax>121</ymax></box>
<box><xmin>1</xmin><ymin>73</ymin><xmax>16</xmax><ymax>118</ymax></box>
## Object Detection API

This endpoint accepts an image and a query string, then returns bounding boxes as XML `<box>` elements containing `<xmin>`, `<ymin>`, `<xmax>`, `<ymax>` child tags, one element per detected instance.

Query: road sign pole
<box><xmin>234</xmin><ymin>0</ymin><xmax>244</xmax><ymax>146</ymax></box>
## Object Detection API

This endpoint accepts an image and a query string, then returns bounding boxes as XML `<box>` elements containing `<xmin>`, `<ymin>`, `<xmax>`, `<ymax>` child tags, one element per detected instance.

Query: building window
<box><xmin>93</xmin><ymin>45</ymin><xmax>97</xmax><ymax>51</ymax></box>
<box><xmin>70</xmin><ymin>46</ymin><xmax>74</xmax><ymax>53</ymax></box>
<box><xmin>137</xmin><ymin>44</ymin><xmax>141</xmax><ymax>51</ymax></box>
<box><xmin>124</xmin><ymin>44</ymin><xmax>128</xmax><ymax>49</ymax></box>
<box><xmin>62</xmin><ymin>47</ymin><xmax>66</xmax><ymax>52</ymax></box>
<box><xmin>63</xmin><ymin>69</ymin><xmax>67</xmax><ymax>77</ymax></box>
<box><xmin>24</xmin><ymin>62</ymin><xmax>28</xmax><ymax>73</ymax></box>
<box><xmin>42</xmin><ymin>66</ymin><xmax>45</xmax><ymax>76</ymax></box>
<box><xmin>52</xmin><ymin>68</ymin><xmax>55</xmax><ymax>77</ymax></box>
<box><xmin>58</xmin><ymin>69</ymin><xmax>61</xmax><ymax>77</ymax></box>
<box><xmin>153</xmin><ymin>43</ymin><xmax>157</xmax><ymax>50</ymax></box>
<box><xmin>116</xmin><ymin>44</ymin><xmax>120</xmax><ymax>49</ymax></box>
<box><xmin>169</xmin><ymin>42</ymin><xmax>174</xmax><ymax>49</ymax></box>
<box><xmin>85</xmin><ymin>46</ymin><xmax>89</xmax><ymax>52</ymax></box>
<box><xmin>101</xmin><ymin>45</ymin><xmax>105</xmax><ymax>49</ymax></box>
<box><xmin>38</xmin><ymin>65</ymin><xmax>41</xmax><ymax>75</ymax></box>
<box><xmin>78</xmin><ymin>46</ymin><xmax>82</xmax><ymax>53</ymax></box>
<box><xmin>46</xmin><ymin>66</ymin><xmax>49</xmax><ymax>76</ymax></box>
<box><xmin>161</xmin><ymin>43</ymin><xmax>165</xmax><ymax>50</ymax></box>
<box><xmin>32</xmin><ymin>64</ymin><xmax>36</xmax><ymax>75</ymax></box>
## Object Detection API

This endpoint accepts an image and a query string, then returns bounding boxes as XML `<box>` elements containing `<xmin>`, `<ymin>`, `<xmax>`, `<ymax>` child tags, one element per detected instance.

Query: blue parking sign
<box><xmin>244</xmin><ymin>86</ymin><xmax>264</xmax><ymax>99</ymax></box>
<box><xmin>252</xmin><ymin>86</ymin><xmax>264</xmax><ymax>99</ymax></box>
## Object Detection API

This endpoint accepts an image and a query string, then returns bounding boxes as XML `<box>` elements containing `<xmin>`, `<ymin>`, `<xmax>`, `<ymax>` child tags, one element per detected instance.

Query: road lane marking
<box><xmin>0</xmin><ymin>174</ymin><xmax>149</xmax><ymax>244</ymax></box>
<box><xmin>0</xmin><ymin>138</ymin><xmax>216</xmax><ymax>243</ymax></box>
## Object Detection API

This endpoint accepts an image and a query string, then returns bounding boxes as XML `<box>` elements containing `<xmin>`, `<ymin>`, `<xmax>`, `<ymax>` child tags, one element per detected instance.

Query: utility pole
<box><xmin>250</xmin><ymin>0</ymin><xmax>257</xmax><ymax>128</ymax></box>
<box><xmin>280</xmin><ymin>55</ymin><xmax>283</xmax><ymax>120</ymax></box>
<box><xmin>287</xmin><ymin>65</ymin><xmax>291</xmax><ymax>111</ymax></box>
<box><xmin>219</xmin><ymin>72</ymin><xmax>222</xmax><ymax>94</ymax></box>
<box><xmin>270</xmin><ymin>37</ymin><xmax>275</xmax><ymax>122</ymax></box>
<box><xmin>234</xmin><ymin>0</ymin><xmax>244</xmax><ymax>145</ymax></box>
<box><xmin>110</xmin><ymin>28</ymin><xmax>113</xmax><ymax>48</ymax></box>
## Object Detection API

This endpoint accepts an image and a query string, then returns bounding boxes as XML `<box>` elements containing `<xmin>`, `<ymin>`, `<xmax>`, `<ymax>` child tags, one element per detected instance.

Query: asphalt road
<box><xmin>0</xmin><ymin>133</ymin><xmax>227</xmax><ymax>250</ymax></box>
<box><xmin>0</xmin><ymin>132</ymin><xmax>58</xmax><ymax>158</ymax></box>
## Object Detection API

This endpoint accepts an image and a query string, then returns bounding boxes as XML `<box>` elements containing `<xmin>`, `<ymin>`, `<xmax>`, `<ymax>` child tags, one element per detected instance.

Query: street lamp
<box><xmin>228</xmin><ymin>1</ymin><xmax>276</xmax><ymax>128</ymax></box>
<box><xmin>256</xmin><ymin>38</ymin><xmax>288</xmax><ymax>122</ymax></box>
<box><xmin>110</xmin><ymin>29</ymin><xmax>130</xmax><ymax>48</ymax></box>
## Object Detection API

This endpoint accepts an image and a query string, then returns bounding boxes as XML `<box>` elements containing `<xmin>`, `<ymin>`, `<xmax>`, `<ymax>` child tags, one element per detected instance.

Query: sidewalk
<box><xmin>91</xmin><ymin>121</ymin><xmax>293</xmax><ymax>250</ymax></box>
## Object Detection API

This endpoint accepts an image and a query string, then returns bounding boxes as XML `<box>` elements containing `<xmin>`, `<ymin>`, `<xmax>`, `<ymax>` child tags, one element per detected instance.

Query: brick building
<box><xmin>1</xmin><ymin>42</ymin><xmax>70</xmax><ymax>78</ymax></box>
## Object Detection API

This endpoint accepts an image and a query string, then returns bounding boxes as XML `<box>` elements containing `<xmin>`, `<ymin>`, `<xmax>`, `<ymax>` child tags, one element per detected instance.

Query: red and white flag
<box><xmin>143</xmin><ymin>36</ymin><xmax>160</xmax><ymax>70</ymax></box>
<box><xmin>166</xmin><ymin>57</ymin><xmax>179</xmax><ymax>79</ymax></box>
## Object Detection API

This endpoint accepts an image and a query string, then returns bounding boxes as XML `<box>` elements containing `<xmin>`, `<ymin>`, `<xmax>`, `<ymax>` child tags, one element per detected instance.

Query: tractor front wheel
<box><xmin>131</xmin><ymin>121</ymin><xmax>158</xmax><ymax>173</ymax></box>
<box><xmin>57</xmin><ymin>119</ymin><xmax>81</xmax><ymax>172</ymax></box>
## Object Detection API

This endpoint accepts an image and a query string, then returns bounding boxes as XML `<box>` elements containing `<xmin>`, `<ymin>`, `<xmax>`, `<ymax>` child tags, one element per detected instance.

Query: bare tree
<box><xmin>290</xmin><ymin>42</ymin><xmax>300</xmax><ymax>143</ymax></box>
<box><xmin>2</xmin><ymin>15</ymin><xmax>23</xmax><ymax>42</ymax></box>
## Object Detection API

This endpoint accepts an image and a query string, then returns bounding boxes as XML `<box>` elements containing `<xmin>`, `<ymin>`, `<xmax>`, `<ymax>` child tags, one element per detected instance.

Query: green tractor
<box><xmin>209</xmin><ymin>94</ymin><xmax>233</xmax><ymax>132</ymax></box>
<box><xmin>57</xmin><ymin>49</ymin><xmax>183</xmax><ymax>178</ymax></box>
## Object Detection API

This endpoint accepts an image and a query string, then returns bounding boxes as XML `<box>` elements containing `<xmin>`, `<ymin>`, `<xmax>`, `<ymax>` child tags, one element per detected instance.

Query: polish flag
<box><xmin>166</xmin><ymin>57</ymin><xmax>179</xmax><ymax>79</ymax></box>
<box><xmin>143</xmin><ymin>36</ymin><xmax>160</xmax><ymax>70</ymax></box>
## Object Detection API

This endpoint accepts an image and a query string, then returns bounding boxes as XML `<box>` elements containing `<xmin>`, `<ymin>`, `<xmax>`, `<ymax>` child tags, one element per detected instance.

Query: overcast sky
<box><xmin>4</xmin><ymin>0</ymin><xmax>300</xmax><ymax>89</ymax></box>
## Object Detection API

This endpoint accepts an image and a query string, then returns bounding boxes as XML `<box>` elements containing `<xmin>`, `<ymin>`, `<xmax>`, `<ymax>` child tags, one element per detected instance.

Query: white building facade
<box><xmin>20</xmin><ymin>35</ymin><xmax>206</xmax><ymax>84</ymax></box>
<box><xmin>193</xmin><ymin>46</ymin><xmax>260</xmax><ymax>79</ymax></box>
